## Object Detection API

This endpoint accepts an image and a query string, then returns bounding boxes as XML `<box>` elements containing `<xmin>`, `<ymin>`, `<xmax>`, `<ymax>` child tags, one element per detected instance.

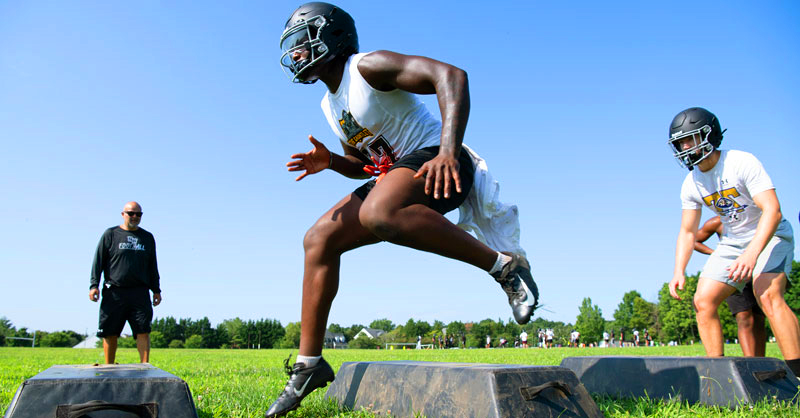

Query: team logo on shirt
<box><xmin>119</xmin><ymin>235</ymin><xmax>146</xmax><ymax>251</ymax></box>
<box><xmin>702</xmin><ymin>187</ymin><xmax>747</xmax><ymax>219</ymax></box>
<box><xmin>339</xmin><ymin>110</ymin><xmax>373</xmax><ymax>147</ymax></box>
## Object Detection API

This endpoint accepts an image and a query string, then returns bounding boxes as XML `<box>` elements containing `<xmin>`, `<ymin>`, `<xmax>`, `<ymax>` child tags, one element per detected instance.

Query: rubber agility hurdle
<box><xmin>561</xmin><ymin>356</ymin><xmax>800</xmax><ymax>407</ymax></box>
<box><xmin>325</xmin><ymin>361</ymin><xmax>603</xmax><ymax>417</ymax></box>
<box><xmin>4</xmin><ymin>363</ymin><xmax>198</xmax><ymax>418</ymax></box>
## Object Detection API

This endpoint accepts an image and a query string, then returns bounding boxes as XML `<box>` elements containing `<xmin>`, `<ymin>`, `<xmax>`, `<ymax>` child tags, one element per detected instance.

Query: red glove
<box><xmin>363</xmin><ymin>155</ymin><xmax>393</xmax><ymax>183</ymax></box>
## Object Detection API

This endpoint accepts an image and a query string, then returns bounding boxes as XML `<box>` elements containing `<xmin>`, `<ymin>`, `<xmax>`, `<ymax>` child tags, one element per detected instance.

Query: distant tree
<box><xmin>279</xmin><ymin>322</ymin><xmax>301</xmax><ymax>349</ymax></box>
<box><xmin>658</xmin><ymin>273</ymin><xmax>699</xmax><ymax>343</ymax></box>
<box><xmin>575</xmin><ymin>298</ymin><xmax>605</xmax><ymax>344</ymax></box>
<box><xmin>465</xmin><ymin>334</ymin><xmax>482</xmax><ymax>348</ymax></box>
<box><xmin>151</xmin><ymin>317</ymin><xmax>183</xmax><ymax>344</ymax></box>
<box><xmin>502</xmin><ymin>319</ymin><xmax>522</xmax><ymax>340</ymax></box>
<box><xmin>446</xmin><ymin>321</ymin><xmax>466</xmax><ymax>337</ymax></box>
<box><xmin>205</xmin><ymin>326</ymin><xmax>229</xmax><ymax>349</ymax></box>
<box><xmin>168</xmin><ymin>339</ymin><xmax>184</xmax><ymax>349</ymax></box>
<box><xmin>786</xmin><ymin>261</ymin><xmax>800</xmax><ymax>313</ymax></box>
<box><xmin>630</xmin><ymin>296</ymin><xmax>657</xmax><ymax>333</ymax></box>
<box><xmin>40</xmin><ymin>331</ymin><xmax>79</xmax><ymax>347</ymax></box>
<box><xmin>220</xmin><ymin>318</ymin><xmax>245</xmax><ymax>348</ymax></box>
<box><xmin>432</xmin><ymin>320</ymin><xmax>445</xmax><ymax>333</ymax></box>
<box><xmin>656</xmin><ymin>272</ymin><xmax>739</xmax><ymax>344</ymax></box>
<box><xmin>7</xmin><ymin>327</ymin><xmax>33</xmax><ymax>347</ymax></box>
<box><xmin>328</xmin><ymin>323</ymin><xmax>346</xmax><ymax>334</ymax></box>
<box><xmin>613</xmin><ymin>290</ymin><xmax>642</xmax><ymax>334</ymax></box>
<box><xmin>150</xmin><ymin>331</ymin><xmax>167</xmax><ymax>348</ymax></box>
<box><xmin>718</xmin><ymin>300</ymin><xmax>738</xmax><ymax>341</ymax></box>
<box><xmin>466</xmin><ymin>318</ymin><xmax>496</xmax><ymax>347</ymax></box>
<box><xmin>369</xmin><ymin>319</ymin><xmax>395</xmax><ymax>332</ymax></box>
<box><xmin>246</xmin><ymin>318</ymin><xmax>285</xmax><ymax>349</ymax></box>
<box><xmin>0</xmin><ymin>317</ymin><xmax>14</xmax><ymax>345</ymax></box>
<box><xmin>552</xmin><ymin>322</ymin><xmax>573</xmax><ymax>347</ymax></box>
<box><xmin>185</xmin><ymin>335</ymin><xmax>203</xmax><ymax>349</ymax></box>
<box><xmin>401</xmin><ymin>319</ymin><xmax>431</xmax><ymax>340</ymax></box>
<box><xmin>118</xmin><ymin>336</ymin><xmax>137</xmax><ymax>348</ymax></box>
<box><xmin>184</xmin><ymin>317</ymin><xmax>214</xmax><ymax>346</ymax></box>
<box><xmin>349</xmin><ymin>335</ymin><xmax>380</xmax><ymax>349</ymax></box>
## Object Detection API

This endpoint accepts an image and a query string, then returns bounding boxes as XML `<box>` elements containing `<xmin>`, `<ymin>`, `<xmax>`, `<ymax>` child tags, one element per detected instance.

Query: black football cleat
<box><xmin>265</xmin><ymin>355</ymin><xmax>335</xmax><ymax>418</ymax></box>
<box><xmin>492</xmin><ymin>252</ymin><xmax>539</xmax><ymax>325</ymax></box>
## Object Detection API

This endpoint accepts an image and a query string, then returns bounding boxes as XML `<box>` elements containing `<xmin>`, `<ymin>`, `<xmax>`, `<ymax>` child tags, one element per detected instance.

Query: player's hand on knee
<box><xmin>414</xmin><ymin>154</ymin><xmax>460</xmax><ymax>199</ymax></box>
<box><xmin>728</xmin><ymin>251</ymin><xmax>757</xmax><ymax>282</ymax></box>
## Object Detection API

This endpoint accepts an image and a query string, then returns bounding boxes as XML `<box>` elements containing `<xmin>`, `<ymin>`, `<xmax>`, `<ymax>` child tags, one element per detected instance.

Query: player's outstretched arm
<box><xmin>357</xmin><ymin>50</ymin><xmax>469</xmax><ymax>200</ymax></box>
<box><xmin>670</xmin><ymin>209</ymin><xmax>701</xmax><ymax>300</ymax></box>
<box><xmin>287</xmin><ymin>135</ymin><xmax>371</xmax><ymax>181</ymax></box>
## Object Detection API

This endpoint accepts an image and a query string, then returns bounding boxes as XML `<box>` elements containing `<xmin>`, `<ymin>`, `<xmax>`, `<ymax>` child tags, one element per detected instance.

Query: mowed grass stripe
<box><xmin>1</xmin><ymin>345</ymin><xmax>797</xmax><ymax>417</ymax></box>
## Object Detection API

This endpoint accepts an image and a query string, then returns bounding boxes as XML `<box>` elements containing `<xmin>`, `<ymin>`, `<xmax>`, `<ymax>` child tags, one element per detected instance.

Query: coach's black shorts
<box><xmin>353</xmin><ymin>146</ymin><xmax>475</xmax><ymax>215</ymax></box>
<box><xmin>97</xmin><ymin>286</ymin><xmax>153</xmax><ymax>338</ymax></box>
<box><xmin>726</xmin><ymin>281</ymin><xmax>765</xmax><ymax>317</ymax></box>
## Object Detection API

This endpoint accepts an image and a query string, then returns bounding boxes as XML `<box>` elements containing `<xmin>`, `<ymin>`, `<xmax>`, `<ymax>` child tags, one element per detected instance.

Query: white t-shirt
<box><xmin>520</xmin><ymin>331</ymin><xmax>527</xmax><ymax>341</ymax></box>
<box><xmin>321</xmin><ymin>53</ymin><xmax>440</xmax><ymax>161</ymax></box>
<box><xmin>680</xmin><ymin>150</ymin><xmax>793</xmax><ymax>244</ymax></box>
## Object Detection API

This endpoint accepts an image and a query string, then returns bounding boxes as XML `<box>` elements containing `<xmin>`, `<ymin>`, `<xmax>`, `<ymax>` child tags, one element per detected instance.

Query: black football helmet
<box><xmin>668</xmin><ymin>107</ymin><xmax>726</xmax><ymax>170</ymax></box>
<box><xmin>279</xmin><ymin>2</ymin><xmax>358</xmax><ymax>84</ymax></box>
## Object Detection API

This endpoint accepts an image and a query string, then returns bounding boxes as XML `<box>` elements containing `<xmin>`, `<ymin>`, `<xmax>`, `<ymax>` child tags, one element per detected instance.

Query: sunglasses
<box><xmin>124</xmin><ymin>211</ymin><xmax>143</xmax><ymax>217</ymax></box>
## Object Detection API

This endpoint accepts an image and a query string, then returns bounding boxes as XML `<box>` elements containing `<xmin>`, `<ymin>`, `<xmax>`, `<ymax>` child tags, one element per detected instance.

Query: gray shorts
<box><xmin>701</xmin><ymin>235</ymin><xmax>794</xmax><ymax>291</ymax></box>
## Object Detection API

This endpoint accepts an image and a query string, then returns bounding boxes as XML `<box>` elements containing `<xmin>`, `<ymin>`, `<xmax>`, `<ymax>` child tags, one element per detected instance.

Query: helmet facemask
<box><xmin>668</xmin><ymin>125</ymin><xmax>715</xmax><ymax>170</ymax></box>
<box><xmin>280</xmin><ymin>15</ymin><xmax>331</xmax><ymax>84</ymax></box>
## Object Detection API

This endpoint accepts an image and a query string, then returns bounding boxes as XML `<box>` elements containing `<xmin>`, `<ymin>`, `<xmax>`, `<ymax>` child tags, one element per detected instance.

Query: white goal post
<box><xmin>6</xmin><ymin>331</ymin><xmax>36</xmax><ymax>347</ymax></box>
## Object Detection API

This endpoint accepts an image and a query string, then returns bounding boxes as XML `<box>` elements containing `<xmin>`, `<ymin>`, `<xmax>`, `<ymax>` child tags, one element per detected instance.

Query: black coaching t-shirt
<box><xmin>90</xmin><ymin>226</ymin><xmax>161</xmax><ymax>293</ymax></box>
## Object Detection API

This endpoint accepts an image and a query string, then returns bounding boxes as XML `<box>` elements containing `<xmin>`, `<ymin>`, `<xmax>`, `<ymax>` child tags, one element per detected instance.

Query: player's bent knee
<box><xmin>358</xmin><ymin>206</ymin><xmax>398</xmax><ymax>241</ymax></box>
<box><xmin>693</xmin><ymin>294</ymin><xmax>716</xmax><ymax>315</ymax></box>
<box><xmin>303</xmin><ymin>222</ymin><xmax>338</xmax><ymax>254</ymax></box>
<box><xmin>758</xmin><ymin>291</ymin><xmax>784</xmax><ymax>317</ymax></box>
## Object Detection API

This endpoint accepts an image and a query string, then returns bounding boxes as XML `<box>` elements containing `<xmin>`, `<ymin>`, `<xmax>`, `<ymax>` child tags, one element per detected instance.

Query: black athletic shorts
<box><xmin>726</xmin><ymin>281</ymin><xmax>765</xmax><ymax>317</ymax></box>
<box><xmin>353</xmin><ymin>146</ymin><xmax>475</xmax><ymax>215</ymax></box>
<box><xmin>97</xmin><ymin>286</ymin><xmax>153</xmax><ymax>338</ymax></box>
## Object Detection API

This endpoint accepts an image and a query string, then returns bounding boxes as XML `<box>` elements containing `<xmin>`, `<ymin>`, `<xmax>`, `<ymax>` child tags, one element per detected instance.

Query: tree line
<box><xmin>3</xmin><ymin>262</ymin><xmax>797</xmax><ymax>349</ymax></box>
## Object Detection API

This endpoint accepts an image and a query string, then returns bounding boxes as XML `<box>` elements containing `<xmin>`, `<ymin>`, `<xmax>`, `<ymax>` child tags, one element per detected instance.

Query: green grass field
<box><xmin>2</xmin><ymin>344</ymin><xmax>798</xmax><ymax>417</ymax></box>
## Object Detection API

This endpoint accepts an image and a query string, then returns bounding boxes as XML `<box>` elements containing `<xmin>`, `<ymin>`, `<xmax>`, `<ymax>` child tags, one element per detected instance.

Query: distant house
<box><xmin>73</xmin><ymin>336</ymin><xmax>101</xmax><ymax>348</ymax></box>
<box><xmin>354</xmin><ymin>327</ymin><xmax>386</xmax><ymax>340</ymax></box>
<box><xmin>324</xmin><ymin>330</ymin><xmax>348</xmax><ymax>349</ymax></box>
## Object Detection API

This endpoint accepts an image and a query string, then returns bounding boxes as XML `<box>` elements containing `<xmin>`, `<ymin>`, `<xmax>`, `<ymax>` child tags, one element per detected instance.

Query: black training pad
<box><xmin>561</xmin><ymin>356</ymin><xmax>800</xmax><ymax>406</ymax></box>
<box><xmin>324</xmin><ymin>361</ymin><xmax>603</xmax><ymax>418</ymax></box>
<box><xmin>4</xmin><ymin>363</ymin><xmax>198</xmax><ymax>418</ymax></box>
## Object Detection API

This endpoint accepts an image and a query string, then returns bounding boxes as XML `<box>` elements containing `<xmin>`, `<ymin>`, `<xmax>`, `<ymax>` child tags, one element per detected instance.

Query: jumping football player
<box><xmin>266</xmin><ymin>3</ymin><xmax>538</xmax><ymax>416</ymax></box>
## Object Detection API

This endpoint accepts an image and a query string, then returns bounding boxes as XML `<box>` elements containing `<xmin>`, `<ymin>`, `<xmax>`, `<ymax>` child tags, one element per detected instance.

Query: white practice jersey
<box><xmin>321</xmin><ymin>53</ymin><xmax>440</xmax><ymax>161</ymax></box>
<box><xmin>681</xmin><ymin>150</ymin><xmax>793</xmax><ymax>245</ymax></box>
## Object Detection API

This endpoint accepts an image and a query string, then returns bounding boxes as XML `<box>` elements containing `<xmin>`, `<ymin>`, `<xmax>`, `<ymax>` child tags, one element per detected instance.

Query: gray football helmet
<box><xmin>279</xmin><ymin>2</ymin><xmax>358</xmax><ymax>84</ymax></box>
<box><xmin>668</xmin><ymin>107</ymin><xmax>725</xmax><ymax>170</ymax></box>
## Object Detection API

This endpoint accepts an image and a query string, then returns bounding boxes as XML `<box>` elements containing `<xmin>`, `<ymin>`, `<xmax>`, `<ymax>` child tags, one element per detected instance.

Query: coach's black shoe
<box><xmin>265</xmin><ymin>355</ymin><xmax>335</xmax><ymax>418</ymax></box>
<box><xmin>492</xmin><ymin>252</ymin><xmax>539</xmax><ymax>325</ymax></box>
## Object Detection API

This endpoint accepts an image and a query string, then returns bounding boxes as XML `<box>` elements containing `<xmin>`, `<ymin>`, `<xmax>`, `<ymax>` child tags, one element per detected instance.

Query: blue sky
<box><xmin>1</xmin><ymin>1</ymin><xmax>798</xmax><ymax>334</ymax></box>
